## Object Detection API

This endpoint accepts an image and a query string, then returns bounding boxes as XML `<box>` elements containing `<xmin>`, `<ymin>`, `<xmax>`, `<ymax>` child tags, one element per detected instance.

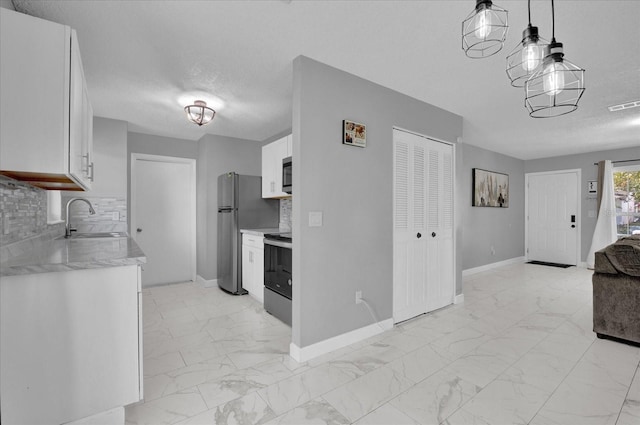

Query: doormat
<box><xmin>527</xmin><ymin>261</ymin><xmax>573</xmax><ymax>269</ymax></box>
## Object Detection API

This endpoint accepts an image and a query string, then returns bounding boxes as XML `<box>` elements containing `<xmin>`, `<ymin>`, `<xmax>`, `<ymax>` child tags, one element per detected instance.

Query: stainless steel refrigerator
<box><xmin>217</xmin><ymin>172</ymin><xmax>279</xmax><ymax>294</ymax></box>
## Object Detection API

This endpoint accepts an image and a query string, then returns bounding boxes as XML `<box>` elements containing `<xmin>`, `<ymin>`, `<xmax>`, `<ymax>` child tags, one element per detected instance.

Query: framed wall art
<box><xmin>343</xmin><ymin>120</ymin><xmax>366</xmax><ymax>148</ymax></box>
<box><xmin>472</xmin><ymin>168</ymin><xmax>509</xmax><ymax>207</ymax></box>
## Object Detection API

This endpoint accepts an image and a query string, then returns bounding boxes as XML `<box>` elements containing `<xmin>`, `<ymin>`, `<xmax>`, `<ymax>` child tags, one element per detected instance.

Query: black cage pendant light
<box><xmin>525</xmin><ymin>0</ymin><xmax>585</xmax><ymax>118</ymax></box>
<box><xmin>505</xmin><ymin>0</ymin><xmax>548</xmax><ymax>87</ymax></box>
<box><xmin>462</xmin><ymin>0</ymin><xmax>509</xmax><ymax>59</ymax></box>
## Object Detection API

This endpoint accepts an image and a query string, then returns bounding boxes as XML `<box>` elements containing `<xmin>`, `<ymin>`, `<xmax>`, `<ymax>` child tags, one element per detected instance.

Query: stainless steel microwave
<box><xmin>282</xmin><ymin>156</ymin><xmax>292</xmax><ymax>194</ymax></box>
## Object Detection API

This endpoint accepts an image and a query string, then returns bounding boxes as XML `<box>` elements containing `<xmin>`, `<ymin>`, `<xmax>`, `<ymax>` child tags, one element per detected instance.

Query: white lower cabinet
<box><xmin>242</xmin><ymin>234</ymin><xmax>265</xmax><ymax>303</ymax></box>
<box><xmin>0</xmin><ymin>265</ymin><xmax>142</xmax><ymax>425</ymax></box>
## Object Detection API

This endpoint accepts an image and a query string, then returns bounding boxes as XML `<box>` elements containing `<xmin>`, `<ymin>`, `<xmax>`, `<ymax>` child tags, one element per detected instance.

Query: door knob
<box><xmin>417</xmin><ymin>233</ymin><xmax>422</xmax><ymax>239</ymax></box>
<box><xmin>571</xmin><ymin>225</ymin><xmax>576</xmax><ymax>228</ymax></box>
<box><xmin>432</xmin><ymin>232</ymin><xmax>436</xmax><ymax>237</ymax></box>
<box><xmin>137</xmin><ymin>228</ymin><xmax>143</xmax><ymax>233</ymax></box>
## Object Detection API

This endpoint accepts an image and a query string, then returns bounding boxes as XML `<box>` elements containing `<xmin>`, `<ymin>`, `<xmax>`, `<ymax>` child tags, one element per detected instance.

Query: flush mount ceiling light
<box><xmin>462</xmin><ymin>0</ymin><xmax>509</xmax><ymax>59</ymax></box>
<box><xmin>184</xmin><ymin>100</ymin><xmax>215</xmax><ymax>126</ymax></box>
<box><xmin>506</xmin><ymin>0</ymin><xmax>548</xmax><ymax>87</ymax></box>
<box><xmin>525</xmin><ymin>0</ymin><xmax>585</xmax><ymax>118</ymax></box>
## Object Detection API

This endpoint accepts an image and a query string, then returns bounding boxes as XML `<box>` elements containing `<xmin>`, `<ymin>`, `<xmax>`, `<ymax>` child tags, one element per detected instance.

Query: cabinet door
<box><xmin>242</xmin><ymin>244</ymin><xmax>254</xmax><ymax>294</ymax></box>
<box><xmin>1</xmin><ymin>266</ymin><xmax>140</xmax><ymax>424</ymax></box>
<box><xmin>261</xmin><ymin>144</ymin><xmax>273</xmax><ymax>198</ymax></box>
<box><xmin>68</xmin><ymin>30</ymin><xmax>92</xmax><ymax>190</ymax></box>
<box><xmin>261</xmin><ymin>136</ymin><xmax>289</xmax><ymax>198</ymax></box>
<box><xmin>253</xmin><ymin>247</ymin><xmax>264</xmax><ymax>303</ymax></box>
<box><xmin>0</xmin><ymin>9</ymin><xmax>70</xmax><ymax>174</ymax></box>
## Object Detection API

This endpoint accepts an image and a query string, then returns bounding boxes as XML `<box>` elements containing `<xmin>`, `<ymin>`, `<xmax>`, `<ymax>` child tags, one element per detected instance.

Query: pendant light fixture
<box><xmin>462</xmin><ymin>0</ymin><xmax>509</xmax><ymax>59</ymax></box>
<box><xmin>525</xmin><ymin>0</ymin><xmax>585</xmax><ymax>118</ymax></box>
<box><xmin>184</xmin><ymin>100</ymin><xmax>216</xmax><ymax>126</ymax></box>
<box><xmin>505</xmin><ymin>0</ymin><xmax>548</xmax><ymax>87</ymax></box>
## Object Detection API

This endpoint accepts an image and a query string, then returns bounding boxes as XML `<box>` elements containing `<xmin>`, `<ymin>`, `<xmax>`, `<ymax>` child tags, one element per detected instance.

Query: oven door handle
<box><xmin>264</xmin><ymin>239</ymin><xmax>293</xmax><ymax>249</ymax></box>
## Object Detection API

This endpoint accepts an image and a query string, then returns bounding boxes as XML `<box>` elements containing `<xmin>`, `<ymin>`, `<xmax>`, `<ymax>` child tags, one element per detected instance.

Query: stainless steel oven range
<box><xmin>263</xmin><ymin>232</ymin><xmax>292</xmax><ymax>326</ymax></box>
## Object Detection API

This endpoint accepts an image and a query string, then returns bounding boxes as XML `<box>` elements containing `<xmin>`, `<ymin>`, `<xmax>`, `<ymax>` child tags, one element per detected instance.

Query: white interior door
<box><xmin>132</xmin><ymin>155</ymin><xmax>196</xmax><ymax>287</ymax></box>
<box><xmin>526</xmin><ymin>170</ymin><xmax>579</xmax><ymax>265</ymax></box>
<box><xmin>393</xmin><ymin>129</ymin><xmax>454</xmax><ymax>323</ymax></box>
<box><xmin>425</xmin><ymin>143</ymin><xmax>455</xmax><ymax>312</ymax></box>
<box><xmin>393</xmin><ymin>138</ymin><xmax>426</xmax><ymax>322</ymax></box>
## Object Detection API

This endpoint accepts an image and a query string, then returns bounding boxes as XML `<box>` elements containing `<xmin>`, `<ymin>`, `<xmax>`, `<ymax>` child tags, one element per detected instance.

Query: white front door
<box><xmin>393</xmin><ymin>129</ymin><xmax>454</xmax><ymax>323</ymax></box>
<box><xmin>526</xmin><ymin>170</ymin><xmax>580</xmax><ymax>265</ymax></box>
<box><xmin>132</xmin><ymin>154</ymin><xmax>196</xmax><ymax>287</ymax></box>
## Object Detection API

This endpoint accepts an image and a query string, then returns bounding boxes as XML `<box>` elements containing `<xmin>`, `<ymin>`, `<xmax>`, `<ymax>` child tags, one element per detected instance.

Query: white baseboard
<box><xmin>462</xmin><ymin>256</ymin><xmax>526</xmax><ymax>277</ymax></box>
<box><xmin>454</xmin><ymin>293</ymin><xmax>464</xmax><ymax>304</ymax></box>
<box><xmin>290</xmin><ymin>318</ymin><xmax>394</xmax><ymax>363</ymax></box>
<box><xmin>196</xmin><ymin>275</ymin><xmax>218</xmax><ymax>288</ymax></box>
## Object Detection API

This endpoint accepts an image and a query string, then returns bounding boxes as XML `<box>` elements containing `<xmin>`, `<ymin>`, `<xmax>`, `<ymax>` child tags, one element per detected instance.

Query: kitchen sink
<box><xmin>57</xmin><ymin>232</ymin><xmax>129</xmax><ymax>240</ymax></box>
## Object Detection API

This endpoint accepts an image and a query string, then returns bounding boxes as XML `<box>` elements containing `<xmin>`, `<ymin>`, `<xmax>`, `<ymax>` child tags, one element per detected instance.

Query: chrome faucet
<box><xmin>65</xmin><ymin>197</ymin><xmax>96</xmax><ymax>238</ymax></box>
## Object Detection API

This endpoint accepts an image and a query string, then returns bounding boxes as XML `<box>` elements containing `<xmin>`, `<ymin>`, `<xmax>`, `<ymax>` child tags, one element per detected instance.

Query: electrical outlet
<box><xmin>112</xmin><ymin>211</ymin><xmax>120</xmax><ymax>221</ymax></box>
<box><xmin>490</xmin><ymin>246</ymin><xmax>495</xmax><ymax>255</ymax></box>
<box><xmin>355</xmin><ymin>290</ymin><xmax>362</xmax><ymax>304</ymax></box>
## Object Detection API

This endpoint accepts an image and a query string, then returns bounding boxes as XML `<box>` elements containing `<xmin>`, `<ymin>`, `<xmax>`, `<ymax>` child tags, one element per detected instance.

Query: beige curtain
<box><xmin>587</xmin><ymin>160</ymin><xmax>617</xmax><ymax>268</ymax></box>
<box><xmin>596</xmin><ymin>160</ymin><xmax>605</xmax><ymax>214</ymax></box>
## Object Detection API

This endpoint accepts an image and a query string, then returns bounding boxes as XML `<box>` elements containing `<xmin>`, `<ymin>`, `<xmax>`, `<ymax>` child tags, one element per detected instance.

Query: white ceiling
<box><xmin>11</xmin><ymin>0</ymin><xmax>640</xmax><ymax>160</ymax></box>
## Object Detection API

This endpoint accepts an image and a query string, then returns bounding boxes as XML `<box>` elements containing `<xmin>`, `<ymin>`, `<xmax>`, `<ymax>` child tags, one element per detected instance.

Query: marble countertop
<box><xmin>1</xmin><ymin>236</ymin><xmax>146</xmax><ymax>277</ymax></box>
<box><xmin>240</xmin><ymin>228</ymin><xmax>282</xmax><ymax>236</ymax></box>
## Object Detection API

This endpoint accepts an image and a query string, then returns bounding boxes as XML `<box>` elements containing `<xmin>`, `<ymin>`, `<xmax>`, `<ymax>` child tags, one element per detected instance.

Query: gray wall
<box><xmin>525</xmin><ymin>145</ymin><xmax>640</xmax><ymax>262</ymax></box>
<box><xmin>196</xmin><ymin>134</ymin><xmax>262</xmax><ymax>280</ymax></box>
<box><xmin>462</xmin><ymin>143</ymin><xmax>525</xmax><ymax>270</ymax></box>
<box><xmin>292</xmin><ymin>56</ymin><xmax>463</xmax><ymax>348</ymax></box>
<box><xmin>86</xmin><ymin>117</ymin><xmax>128</xmax><ymax>197</ymax></box>
<box><xmin>128</xmin><ymin>131</ymin><xmax>198</xmax><ymax>160</ymax></box>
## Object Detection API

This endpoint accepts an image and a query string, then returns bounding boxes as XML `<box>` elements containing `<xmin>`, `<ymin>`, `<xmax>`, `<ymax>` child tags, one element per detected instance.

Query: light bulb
<box><xmin>543</xmin><ymin>62</ymin><xmax>566</xmax><ymax>96</ymax></box>
<box><xmin>474</xmin><ymin>9</ymin><xmax>492</xmax><ymax>39</ymax></box>
<box><xmin>521</xmin><ymin>42</ymin><xmax>542</xmax><ymax>72</ymax></box>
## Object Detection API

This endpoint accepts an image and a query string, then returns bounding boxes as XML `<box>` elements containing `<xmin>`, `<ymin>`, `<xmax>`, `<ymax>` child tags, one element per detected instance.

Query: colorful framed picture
<box><xmin>472</xmin><ymin>168</ymin><xmax>509</xmax><ymax>207</ymax></box>
<box><xmin>343</xmin><ymin>120</ymin><xmax>366</xmax><ymax>148</ymax></box>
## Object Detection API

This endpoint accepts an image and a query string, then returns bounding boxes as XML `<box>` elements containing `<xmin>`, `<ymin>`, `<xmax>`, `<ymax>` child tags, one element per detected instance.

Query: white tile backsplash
<box><xmin>279</xmin><ymin>199</ymin><xmax>291</xmax><ymax>232</ymax></box>
<box><xmin>61</xmin><ymin>196</ymin><xmax>127</xmax><ymax>233</ymax></box>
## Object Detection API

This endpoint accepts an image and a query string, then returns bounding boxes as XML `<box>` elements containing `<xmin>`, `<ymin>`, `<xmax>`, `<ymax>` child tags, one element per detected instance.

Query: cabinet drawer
<box><xmin>242</xmin><ymin>233</ymin><xmax>264</xmax><ymax>249</ymax></box>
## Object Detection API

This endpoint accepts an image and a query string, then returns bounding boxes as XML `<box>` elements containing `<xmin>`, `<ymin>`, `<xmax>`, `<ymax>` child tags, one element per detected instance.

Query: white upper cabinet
<box><xmin>262</xmin><ymin>134</ymin><xmax>292</xmax><ymax>198</ymax></box>
<box><xmin>0</xmin><ymin>9</ymin><xmax>93</xmax><ymax>191</ymax></box>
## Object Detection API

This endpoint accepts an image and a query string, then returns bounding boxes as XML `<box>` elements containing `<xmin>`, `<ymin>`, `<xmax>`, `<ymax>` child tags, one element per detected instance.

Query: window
<box><xmin>47</xmin><ymin>191</ymin><xmax>63</xmax><ymax>224</ymax></box>
<box><xmin>613</xmin><ymin>165</ymin><xmax>640</xmax><ymax>236</ymax></box>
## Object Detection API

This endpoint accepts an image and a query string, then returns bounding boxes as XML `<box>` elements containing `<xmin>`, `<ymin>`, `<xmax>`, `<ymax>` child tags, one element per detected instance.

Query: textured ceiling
<box><xmin>10</xmin><ymin>0</ymin><xmax>640</xmax><ymax>160</ymax></box>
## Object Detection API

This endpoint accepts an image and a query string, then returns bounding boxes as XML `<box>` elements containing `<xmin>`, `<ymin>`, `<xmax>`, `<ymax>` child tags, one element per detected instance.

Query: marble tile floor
<box><xmin>126</xmin><ymin>263</ymin><xmax>640</xmax><ymax>425</ymax></box>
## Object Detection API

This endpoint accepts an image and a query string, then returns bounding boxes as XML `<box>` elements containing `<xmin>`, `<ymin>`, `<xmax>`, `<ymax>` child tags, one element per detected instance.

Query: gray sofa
<box><xmin>593</xmin><ymin>235</ymin><xmax>640</xmax><ymax>345</ymax></box>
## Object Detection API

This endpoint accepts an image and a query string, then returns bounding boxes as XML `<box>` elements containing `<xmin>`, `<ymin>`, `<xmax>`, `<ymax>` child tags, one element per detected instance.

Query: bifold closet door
<box><xmin>393</xmin><ymin>130</ymin><xmax>454</xmax><ymax>323</ymax></box>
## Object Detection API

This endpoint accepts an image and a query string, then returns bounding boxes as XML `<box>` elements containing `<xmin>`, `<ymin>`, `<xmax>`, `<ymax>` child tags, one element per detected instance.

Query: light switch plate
<box><xmin>309</xmin><ymin>211</ymin><xmax>323</xmax><ymax>227</ymax></box>
<box><xmin>588</xmin><ymin>210</ymin><xmax>596</xmax><ymax>218</ymax></box>
<box><xmin>112</xmin><ymin>211</ymin><xmax>120</xmax><ymax>221</ymax></box>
